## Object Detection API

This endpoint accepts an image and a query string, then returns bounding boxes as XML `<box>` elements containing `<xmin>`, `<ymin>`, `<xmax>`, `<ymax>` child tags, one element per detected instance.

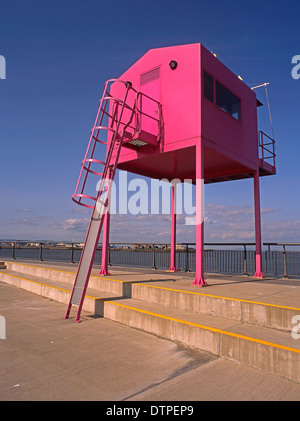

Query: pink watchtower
<box><xmin>64</xmin><ymin>43</ymin><xmax>276</xmax><ymax>322</ymax></box>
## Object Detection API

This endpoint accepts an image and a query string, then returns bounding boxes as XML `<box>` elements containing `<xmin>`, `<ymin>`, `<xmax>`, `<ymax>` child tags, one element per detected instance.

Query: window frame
<box><xmin>203</xmin><ymin>71</ymin><xmax>214</xmax><ymax>103</ymax></box>
<box><xmin>203</xmin><ymin>70</ymin><xmax>242</xmax><ymax>122</ymax></box>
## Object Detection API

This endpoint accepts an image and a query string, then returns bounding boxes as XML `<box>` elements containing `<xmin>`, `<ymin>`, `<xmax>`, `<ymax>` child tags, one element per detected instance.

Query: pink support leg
<box><xmin>99</xmin><ymin>210</ymin><xmax>110</xmax><ymax>275</ymax></box>
<box><xmin>168</xmin><ymin>184</ymin><xmax>177</xmax><ymax>272</ymax></box>
<box><xmin>253</xmin><ymin>170</ymin><xmax>265</xmax><ymax>278</ymax></box>
<box><xmin>193</xmin><ymin>142</ymin><xmax>207</xmax><ymax>286</ymax></box>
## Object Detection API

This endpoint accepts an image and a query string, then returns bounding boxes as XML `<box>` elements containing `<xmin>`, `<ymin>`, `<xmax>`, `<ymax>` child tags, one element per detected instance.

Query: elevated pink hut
<box><xmin>103</xmin><ymin>43</ymin><xmax>275</xmax><ymax>283</ymax></box>
<box><xmin>65</xmin><ymin>43</ymin><xmax>276</xmax><ymax>321</ymax></box>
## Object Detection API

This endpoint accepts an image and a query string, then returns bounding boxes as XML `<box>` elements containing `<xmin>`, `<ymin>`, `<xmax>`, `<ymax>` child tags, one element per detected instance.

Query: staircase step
<box><xmin>130</xmin><ymin>282</ymin><xmax>300</xmax><ymax>333</ymax></box>
<box><xmin>4</xmin><ymin>261</ymin><xmax>125</xmax><ymax>295</ymax></box>
<box><xmin>102</xmin><ymin>296</ymin><xmax>300</xmax><ymax>383</ymax></box>
<box><xmin>3</xmin><ymin>261</ymin><xmax>300</xmax><ymax>333</ymax></box>
<box><xmin>0</xmin><ymin>267</ymin><xmax>299</xmax><ymax>383</ymax></box>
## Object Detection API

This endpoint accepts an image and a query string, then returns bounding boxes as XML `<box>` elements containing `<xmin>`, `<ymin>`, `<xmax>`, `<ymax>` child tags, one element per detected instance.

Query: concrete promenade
<box><xmin>0</xmin><ymin>259</ymin><xmax>300</xmax><ymax>401</ymax></box>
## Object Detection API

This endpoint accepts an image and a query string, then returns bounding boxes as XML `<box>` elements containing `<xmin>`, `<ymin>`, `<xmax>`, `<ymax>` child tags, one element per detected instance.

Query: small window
<box><xmin>216</xmin><ymin>82</ymin><xmax>241</xmax><ymax>120</ymax></box>
<box><xmin>203</xmin><ymin>72</ymin><xmax>214</xmax><ymax>102</ymax></box>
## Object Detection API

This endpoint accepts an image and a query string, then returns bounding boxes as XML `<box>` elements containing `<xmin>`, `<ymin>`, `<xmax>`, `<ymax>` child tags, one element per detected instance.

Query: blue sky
<box><xmin>0</xmin><ymin>0</ymin><xmax>299</xmax><ymax>244</ymax></box>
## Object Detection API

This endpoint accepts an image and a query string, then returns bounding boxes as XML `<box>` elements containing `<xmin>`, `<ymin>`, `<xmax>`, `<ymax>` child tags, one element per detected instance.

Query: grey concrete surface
<box><xmin>0</xmin><ymin>281</ymin><xmax>300</xmax><ymax>401</ymax></box>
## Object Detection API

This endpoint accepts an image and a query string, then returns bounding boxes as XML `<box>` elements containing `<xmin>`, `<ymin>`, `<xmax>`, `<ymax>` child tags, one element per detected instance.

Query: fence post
<box><xmin>185</xmin><ymin>244</ymin><xmax>191</xmax><ymax>272</ymax></box>
<box><xmin>71</xmin><ymin>243</ymin><xmax>75</xmax><ymax>263</ymax></box>
<box><xmin>108</xmin><ymin>244</ymin><xmax>111</xmax><ymax>267</ymax></box>
<box><xmin>152</xmin><ymin>244</ymin><xmax>157</xmax><ymax>269</ymax></box>
<box><xmin>12</xmin><ymin>242</ymin><xmax>16</xmax><ymax>260</ymax></box>
<box><xmin>283</xmin><ymin>244</ymin><xmax>288</xmax><ymax>279</ymax></box>
<box><xmin>264</xmin><ymin>248</ymin><xmax>267</xmax><ymax>276</ymax></box>
<box><xmin>39</xmin><ymin>243</ymin><xmax>44</xmax><ymax>261</ymax></box>
<box><xmin>243</xmin><ymin>245</ymin><xmax>248</xmax><ymax>276</ymax></box>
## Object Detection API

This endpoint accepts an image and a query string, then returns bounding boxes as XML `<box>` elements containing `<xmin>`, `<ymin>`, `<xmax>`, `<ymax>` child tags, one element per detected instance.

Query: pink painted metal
<box><xmin>258</xmin><ymin>131</ymin><xmax>276</xmax><ymax>170</ymax></box>
<box><xmin>192</xmin><ymin>142</ymin><xmax>207</xmax><ymax>286</ymax></box>
<box><xmin>99</xmin><ymin>208</ymin><xmax>110</xmax><ymax>276</ymax></box>
<box><xmin>69</xmin><ymin>43</ymin><xmax>276</xmax><ymax>307</ymax></box>
<box><xmin>110</xmin><ymin>43</ymin><xmax>276</xmax><ymax>284</ymax></box>
<box><xmin>64</xmin><ymin>79</ymin><xmax>161</xmax><ymax>321</ymax></box>
<box><xmin>253</xmin><ymin>170</ymin><xmax>265</xmax><ymax>278</ymax></box>
<box><xmin>168</xmin><ymin>184</ymin><xmax>177</xmax><ymax>272</ymax></box>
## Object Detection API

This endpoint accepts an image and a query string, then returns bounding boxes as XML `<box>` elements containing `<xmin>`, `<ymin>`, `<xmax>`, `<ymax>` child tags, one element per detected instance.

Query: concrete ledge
<box><xmin>0</xmin><ymin>272</ymin><xmax>71</xmax><ymax>306</ymax></box>
<box><xmin>4</xmin><ymin>262</ymin><xmax>300</xmax><ymax>333</ymax></box>
<box><xmin>0</xmin><ymin>270</ymin><xmax>299</xmax><ymax>383</ymax></box>
<box><xmin>243</xmin><ymin>301</ymin><xmax>298</xmax><ymax>332</ymax></box>
<box><xmin>103</xmin><ymin>301</ymin><xmax>300</xmax><ymax>383</ymax></box>
<box><xmin>131</xmin><ymin>283</ymin><xmax>300</xmax><ymax>333</ymax></box>
<box><xmin>220</xmin><ymin>334</ymin><xmax>300</xmax><ymax>383</ymax></box>
<box><xmin>104</xmin><ymin>300</ymin><xmax>219</xmax><ymax>354</ymax></box>
<box><xmin>5</xmin><ymin>262</ymin><xmax>125</xmax><ymax>295</ymax></box>
<box><xmin>132</xmin><ymin>283</ymin><xmax>244</xmax><ymax>321</ymax></box>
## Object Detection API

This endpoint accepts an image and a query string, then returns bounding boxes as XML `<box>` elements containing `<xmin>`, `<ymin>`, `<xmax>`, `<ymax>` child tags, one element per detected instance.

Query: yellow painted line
<box><xmin>1</xmin><ymin>271</ymin><xmax>300</xmax><ymax>355</ymax></box>
<box><xmin>93</xmin><ymin>275</ymin><xmax>124</xmax><ymax>283</ymax></box>
<box><xmin>5</xmin><ymin>261</ymin><xmax>124</xmax><ymax>283</ymax></box>
<box><xmin>100</xmin><ymin>300</ymin><xmax>300</xmax><ymax>355</ymax></box>
<box><xmin>4</xmin><ymin>261</ymin><xmax>300</xmax><ymax>311</ymax></box>
<box><xmin>0</xmin><ymin>272</ymin><xmax>71</xmax><ymax>293</ymax></box>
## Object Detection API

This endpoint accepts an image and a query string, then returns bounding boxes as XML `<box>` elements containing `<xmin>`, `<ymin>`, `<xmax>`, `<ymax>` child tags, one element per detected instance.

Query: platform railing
<box><xmin>1</xmin><ymin>241</ymin><xmax>299</xmax><ymax>279</ymax></box>
<box><xmin>258</xmin><ymin>130</ymin><xmax>276</xmax><ymax>167</ymax></box>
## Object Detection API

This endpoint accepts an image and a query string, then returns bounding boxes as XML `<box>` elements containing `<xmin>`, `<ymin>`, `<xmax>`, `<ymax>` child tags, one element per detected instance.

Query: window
<box><xmin>203</xmin><ymin>72</ymin><xmax>214</xmax><ymax>102</ymax></box>
<box><xmin>216</xmin><ymin>81</ymin><xmax>241</xmax><ymax>120</ymax></box>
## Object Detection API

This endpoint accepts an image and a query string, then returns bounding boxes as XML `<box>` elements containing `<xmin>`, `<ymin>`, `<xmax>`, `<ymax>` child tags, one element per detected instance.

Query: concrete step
<box><xmin>0</xmin><ymin>267</ymin><xmax>299</xmax><ymax>383</ymax></box>
<box><xmin>4</xmin><ymin>261</ymin><xmax>125</xmax><ymax>295</ymax></box>
<box><xmin>0</xmin><ymin>262</ymin><xmax>6</xmax><ymax>269</ymax></box>
<box><xmin>102</xmin><ymin>296</ymin><xmax>300</xmax><ymax>383</ymax></box>
<box><xmin>130</xmin><ymin>281</ymin><xmax>300</xmax><ymax>334</ymax></box>
<box><xmin>4</xmin><ymin>261</ymin><xmax>300</xmax><ymax>333</ymax></box>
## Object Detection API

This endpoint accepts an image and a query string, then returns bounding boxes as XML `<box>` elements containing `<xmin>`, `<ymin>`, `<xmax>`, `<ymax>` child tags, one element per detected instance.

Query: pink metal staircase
<box><xmin>64</xmin><ymin>79</ymin><xmax>161</xmax><ymax>322</ymax></box>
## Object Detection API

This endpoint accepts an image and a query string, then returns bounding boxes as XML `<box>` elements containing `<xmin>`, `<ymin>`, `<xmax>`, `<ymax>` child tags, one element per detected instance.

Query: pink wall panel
<box><xmin>201</xmin><ymin>45</ymin><xmax>258</xmax><ymax>168</ymax></box>
<box><xmin>109</xmin><ymin>43</ymin><xmax>262</xmax><ymax>180</ymax></box>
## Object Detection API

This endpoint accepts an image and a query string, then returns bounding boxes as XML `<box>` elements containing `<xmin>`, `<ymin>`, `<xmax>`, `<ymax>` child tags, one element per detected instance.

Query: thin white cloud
<box><xmin>52</xmin><ymin>218</ymin><xmax>90</xmax><ymax>232</ymax></box>
<box><xmin>3</xmin><ymin>203</ymin><xmax>298</xmax><ymax>244</ymax></box>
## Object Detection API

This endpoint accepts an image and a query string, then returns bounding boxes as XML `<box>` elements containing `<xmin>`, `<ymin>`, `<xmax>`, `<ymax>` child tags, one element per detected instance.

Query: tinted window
<box><xmin>203</xmin><ymin>72</ymin><xmax>214</xmax><ymax>102</ymax></box>
<box><xmin>216</xmin><ymin>82</ymin><xmax>241</xmax><ymax>120</ymax></box>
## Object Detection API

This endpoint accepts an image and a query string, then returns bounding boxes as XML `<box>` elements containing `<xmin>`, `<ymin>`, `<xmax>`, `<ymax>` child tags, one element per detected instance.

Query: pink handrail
<box><xmin>72</xmin><ymin>79</ymin><xmax>162</xmax><ymax>209</ymax></box>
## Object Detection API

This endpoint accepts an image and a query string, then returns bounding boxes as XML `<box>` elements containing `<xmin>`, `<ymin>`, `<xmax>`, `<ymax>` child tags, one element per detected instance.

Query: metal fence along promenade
<box><xmin>0</xmin><ymin>241</ymin><xmax>299</xmax><ymax>279</ymax></box>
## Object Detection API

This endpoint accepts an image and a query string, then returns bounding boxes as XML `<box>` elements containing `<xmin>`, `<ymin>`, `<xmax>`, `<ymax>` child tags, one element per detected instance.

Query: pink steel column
<box><xmin>168</xmin><ymin>184</ymin><xmax>177</xmax><ymax>271</ymax></box>
<box><xmin>99</xmin><ymin>209</ymin><xmax>110</xmax><ymax>275</ymax></box>
<box><xmin>99</xmin><ymin>167</ymin><xmax>112</xmax><ymax>276</ymax></box>
<box><xmin>253</xmin><ymin>170</ymin><xmax>265</xmax><ymax>278</ymax></box>
<box><xmin>193</xmin><ymin>141</ymin><xmax>207</xmax><ymax>286</ymax></box>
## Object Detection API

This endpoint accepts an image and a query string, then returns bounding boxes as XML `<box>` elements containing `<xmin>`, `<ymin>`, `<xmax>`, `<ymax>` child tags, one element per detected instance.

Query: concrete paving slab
<box><xmin>1</xmin><ymin>282</ymin><xmax>300</xmax><ymax>401</ymax></box>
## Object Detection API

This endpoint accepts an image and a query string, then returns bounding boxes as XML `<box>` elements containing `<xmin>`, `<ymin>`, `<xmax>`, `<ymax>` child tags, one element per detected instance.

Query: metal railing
<box><xmin>1</xmin><ymin>241</ymin><xmax>299</xmax><ymax>279</ymax></box>
<box><xmin>258</xmin><ymin>130</ymin><xmax>276</xmax><ymax>168</ymax></box>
